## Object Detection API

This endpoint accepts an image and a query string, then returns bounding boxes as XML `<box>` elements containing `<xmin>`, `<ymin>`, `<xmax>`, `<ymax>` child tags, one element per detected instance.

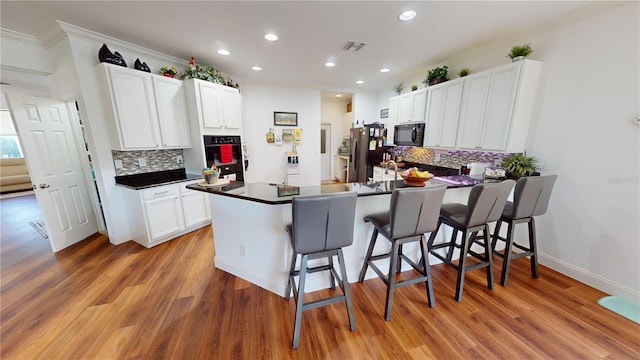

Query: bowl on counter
<box><xmin>400</xmin><ymin>171</ymin><xmax>434</xmax><ymax>187</ymax></box>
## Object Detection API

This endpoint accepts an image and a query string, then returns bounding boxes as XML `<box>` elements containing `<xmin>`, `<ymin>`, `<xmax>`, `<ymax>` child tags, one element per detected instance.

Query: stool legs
<box><xmin>358</xmin><ymin>228</ymin><xmax>378</xmax><ymax>282</ymax></box>
<box><xmin>529</xmin><ymin>218</ymin><xmax>539</xmax><ymax>279</ymax></box>
<box><xmin>292</xmin><ymin>255</ymin><xmax>309</xmax><ymax>349</ymax></box>
<box><xmin>420</xmin><ymin>235</ymin><xmax>435</xmax><ymax>307</ymax></box>
<box><xmin>337</xmin><ymin>249</ymin><xmax>357</xmax><ymax>332</ymax></box>
<box><xmin>491</xmin><ymin>217</ymin><xmax>539</xmax><ymax>286</ymax></box>
<box><xmin>384</xmin><ymin>240</ymin><xmax>401</xmax><ymax>321</ymax></box>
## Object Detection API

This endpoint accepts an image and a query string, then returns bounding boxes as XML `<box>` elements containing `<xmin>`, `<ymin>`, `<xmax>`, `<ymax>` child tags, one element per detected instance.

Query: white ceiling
<box><xmin>1</xmin><ymin>1</ymin><xmax>597</xmax><ymax>94</ymax></box>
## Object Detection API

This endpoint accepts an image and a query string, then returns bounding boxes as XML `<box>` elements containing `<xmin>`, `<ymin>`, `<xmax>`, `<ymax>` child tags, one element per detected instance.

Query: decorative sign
<box><xmin>274</xmin><ymin>111</ymin><xmax>298</xmax><ymax>126</ymax></box>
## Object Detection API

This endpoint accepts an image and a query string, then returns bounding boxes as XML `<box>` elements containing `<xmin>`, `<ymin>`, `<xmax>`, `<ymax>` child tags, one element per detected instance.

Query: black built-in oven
<box><xmin>203</xmin><ymin>135</ymin><xmax>244</xmax><ymax>182</ymax></box>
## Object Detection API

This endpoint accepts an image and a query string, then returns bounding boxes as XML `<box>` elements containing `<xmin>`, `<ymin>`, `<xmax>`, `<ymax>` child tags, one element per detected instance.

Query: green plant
<box><xmin>507</xmin><ymin>43</ymin><xmax>533</xmax><ymax>59</ymax></box>
<box><xmin>459</xmin><ymin>68</ymin><xmax>471</xmax><ymax>77</ymax></box>
<box><xmin>180</xmin><ymin>56</ymin><xmax>227</xmax><ymax>84</ymax></box>
<box><xmin>393</xmin><ymin>82</ymin><xmax>405</xmax><ymax>95</ymax></box>
<box><xmin>411</xmin><ymin>84</ymin><xmax>418</xmax><ymax>91</ymax></box>
<box><xmin>424</xmin><ymin>65</ymin><xmax>448</xmax><ymax>86</ymax></box>
<box><xmin>501</xmin><ymin>153</ymin><xmax>539</xmax><ymax>178</ymax></box>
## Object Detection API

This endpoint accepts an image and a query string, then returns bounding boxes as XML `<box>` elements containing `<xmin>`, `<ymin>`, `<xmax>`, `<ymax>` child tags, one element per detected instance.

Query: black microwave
<box><xmin>394</xmin><ymin>123</ymin><xmax>425</xmax><ymax>146</ymax></box>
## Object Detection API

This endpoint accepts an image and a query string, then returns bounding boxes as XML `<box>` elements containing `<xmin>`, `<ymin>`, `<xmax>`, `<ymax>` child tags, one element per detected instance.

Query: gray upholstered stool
<box><xmin>358</xmin><ymin>186</ymin><xmax>447</xmax><ymax>321</ymax></box>
<box><xmin>284</xmin><ymin>191</ymin><xmax>357</xmax><ymax>349</ymax></box>
<box><xmin>427</xmin><ymin>180</ymin><xmax>515</xmax><ymax>302</ymax></box>
<box><xmin>491</xmin><ymin>175</ymin><xmax>557</xmax><ymax>286</ymax></box>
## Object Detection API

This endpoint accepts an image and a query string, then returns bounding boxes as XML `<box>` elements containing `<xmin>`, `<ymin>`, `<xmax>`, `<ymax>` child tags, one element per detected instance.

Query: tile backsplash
<box><xmin>112</xmin><ymin>149</ymin><xmax>184</xmax><ymax>176</ymax></box>
<box><xmin>395</xmin><ymin>146</ymin><xmax>513</xmax><ymax>170</ymax></box>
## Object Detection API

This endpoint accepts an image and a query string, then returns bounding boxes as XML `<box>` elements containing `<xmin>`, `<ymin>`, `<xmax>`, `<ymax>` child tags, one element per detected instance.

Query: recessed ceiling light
<box><xmin>336</xmin><ymin>94</ymin><xmax>342</xmax><ymax>97</ymax></box>
<box><xmin>217</xmin><ymin>49</ymin><xmax>230</xmax><ymax>56</ymax></box>
<box><xmin>252</xmin><ymin>66</ymin><xmax>262</xmax><ymax>71</ymax></box>
<box><xmin>325</xmin><ymin>62</ymin><xmax>336</xmax><ymax>67</ymax></box>
<box><xmin>380</xmin><ymin>68</ymin><xmax>390</xmax><ymax>73</ymax></box>
<box><xmin>399</xmin><ymin>10</ymin><xmax>416</xmax><ymax>21</ymax></box>
<box><xmin>265</xmin><ymin>33</ymin><xmax>278</xmax><ymax>41</ymax></box>
<box><xmin>356</xmin><ymin>80</ymin><xmax>364</xmax><ymax>84</ymax></box>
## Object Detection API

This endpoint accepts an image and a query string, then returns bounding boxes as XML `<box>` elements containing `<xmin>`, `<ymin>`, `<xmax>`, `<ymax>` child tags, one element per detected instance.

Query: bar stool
<box><xmin>358</xmin><ymin>186</ymin><xmax>447</xmax><ymax>321</ymax></box>
<box><xmin>427</xmin><ymin>180</ymin><xmax>515</xmax><ymax>302</ymax></box>
<box><xmin>284</xmin><ymin>191</ymin><xmax>357</xmax><ymax>349</ymax></box>
<box><xmin>491</xmin><ymin>175</ymin><xmax>557</xmax><ymax>286</ymax></box>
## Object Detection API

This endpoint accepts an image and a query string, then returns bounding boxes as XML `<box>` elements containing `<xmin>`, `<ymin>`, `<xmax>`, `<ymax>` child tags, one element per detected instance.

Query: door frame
<box><xmin>320</xmin><ymin>123</ymin><xmax>331</xmax><ymax>181</ymax></box>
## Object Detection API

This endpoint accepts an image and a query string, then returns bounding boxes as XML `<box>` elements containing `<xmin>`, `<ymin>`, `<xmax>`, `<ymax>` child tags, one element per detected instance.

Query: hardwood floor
<box><xmin>1</xmin><ymin>194</ymin><xmax>639</xmax><ymax>359</ymax></box>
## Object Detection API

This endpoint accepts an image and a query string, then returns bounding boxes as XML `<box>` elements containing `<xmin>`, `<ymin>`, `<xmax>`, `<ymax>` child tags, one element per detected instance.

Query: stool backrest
<box><xmin>465</xmin><ymin>180</ymin><xmax>515</xmax><ymax>227</ymax></box>
<box><xmin>509</xmin><ymin>175</ymin><xmax>557</xmax><ymax>218</ymax></box>
<box><xmin>389</xmin><ymin>185</ymin><xmax>447</xmax><ymax>239</ymax></box>
<box><xmin>291</xmin><ymin>192</ymin><xmax>357</xmax><ymax>254</ymax></box>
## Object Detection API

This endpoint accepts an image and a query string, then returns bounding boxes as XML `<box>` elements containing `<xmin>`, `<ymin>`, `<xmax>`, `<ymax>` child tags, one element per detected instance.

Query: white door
<box><xmin>5</xmin><ymin>94</ymin><xmax>98</xmax><ymax>252</ymax></box>
<box><xmin>320</xmin><ymin>123</ymin><xmax>331</xmax><ymax>181</ymax></box>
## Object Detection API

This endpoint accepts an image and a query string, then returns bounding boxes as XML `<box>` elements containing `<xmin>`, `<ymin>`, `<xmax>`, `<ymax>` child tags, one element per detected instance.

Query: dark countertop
<box><xmin>115</xmin><ymin>169</ymin><xmax>203</xmax><ymax>190</ymax></box>
<box><xmin>185</xmin><ymin>178</ymin><xmax>479</xmax><ymax>205</ymax></box>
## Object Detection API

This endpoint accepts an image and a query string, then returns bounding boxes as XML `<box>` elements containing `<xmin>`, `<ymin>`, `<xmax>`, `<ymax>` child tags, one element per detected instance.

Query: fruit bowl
<box><xmin>400</xmin><ymin>169</ymin><xmax>434</xmax><ymax>187</ymax></box>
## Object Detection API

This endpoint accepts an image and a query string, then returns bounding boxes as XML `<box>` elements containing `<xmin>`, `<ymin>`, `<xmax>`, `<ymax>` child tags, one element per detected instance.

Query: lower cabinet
<box><xmin>125</xmin><ymin>181</ymin><xmax>211</xmax><ymax>248</ymax></box>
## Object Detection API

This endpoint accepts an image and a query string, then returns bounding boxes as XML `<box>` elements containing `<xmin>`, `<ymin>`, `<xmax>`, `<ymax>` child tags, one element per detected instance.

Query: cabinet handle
<box><xmin>475</xmin><ymin>146</ymin><xmax>482</xmax><ymax>149</ymax></box>
<box><xmin>154</xmin><ymin>190</ymin><xmax>169</xmax><ymax>195</ymax></box>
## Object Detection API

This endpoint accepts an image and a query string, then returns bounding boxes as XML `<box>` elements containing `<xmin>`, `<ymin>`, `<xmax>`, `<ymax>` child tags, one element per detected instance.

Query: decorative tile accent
<box><xmin>391</xmin><ymin>146</ymin><xmax>514</xmax><ymax>169</ymax></box>
<box><xmin>112</xmin><ymin>149</ymin><xmax>184</xmax><ymax>176</ymax></box>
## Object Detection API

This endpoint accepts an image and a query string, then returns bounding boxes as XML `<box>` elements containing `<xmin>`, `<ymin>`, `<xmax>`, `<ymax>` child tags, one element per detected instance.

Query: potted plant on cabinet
<box><xmin>411</xmin><ymin>84</ymin><xmax>418</xmax><ymax>91</ymax></box>
<box><xmin>393</xmin><ymin>82</ymin><xmax>405</xmax><ymax>95</ymax></box>
<box><xmin>507</xmin><ymin>43</ymin><xmax>533</xmax><ymax>62</ymax></box>
<box><xmin>459</xmin><ymin>68</ymin><xmax>471</xmax><ymax>77</ymax></box>
<box><xmin>501</xmin><ymin>153</ymin><xmax>539</xmax><ymax>178</ymax></box>
<box><xmin>424</xmin><ymin>65</ymin><xmax>449</xmax><ymax>86</ymax></box>
<box><xmin>159</xmin><ymin>66</ymin><xmax>177</xmax><ymax>78</ymax></box>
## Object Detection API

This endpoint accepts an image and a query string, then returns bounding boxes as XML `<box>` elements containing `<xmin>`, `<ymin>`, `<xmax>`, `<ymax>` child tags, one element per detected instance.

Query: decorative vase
<box><xmin>163</xmin><ymin>73</ymin><xmax>174</xmax><ymax>78</ymax></box>
<box><xmin>134</xmin><ymin>58</ymin><xmax>150</xmax><ymax>72</ymax></box>
<box><xmin>511</xmin><ymin>56</ymin><xmax>526</xmax><ymax>62</ymax></box>
<box><xmin>98</xmin><ymin>44</ymin><xmax>127</xmax><ymax>67</ymax></box>
<box><xmin>428</xmin><ymin>77</ymin><xmax>447</xmax><ymax>86</ymax></box>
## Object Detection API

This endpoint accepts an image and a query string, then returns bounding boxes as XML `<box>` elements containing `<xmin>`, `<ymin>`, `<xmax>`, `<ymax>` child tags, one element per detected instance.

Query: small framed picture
<box><xmin>274</xmin><ymin>111</ymin><xmax>298</xmax><ymax>126</ymax></box>
<box><xmin>380</xmin><ymin>108</ymin><xmax>389</xmax><ymax>118</ymax></box>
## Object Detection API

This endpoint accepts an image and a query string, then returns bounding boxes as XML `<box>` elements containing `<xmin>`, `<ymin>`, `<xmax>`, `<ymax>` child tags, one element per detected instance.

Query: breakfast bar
<box><xmin>187</xmin><ymin>180</ymin><xmax>475</xmax><ymax>297</ymax></box>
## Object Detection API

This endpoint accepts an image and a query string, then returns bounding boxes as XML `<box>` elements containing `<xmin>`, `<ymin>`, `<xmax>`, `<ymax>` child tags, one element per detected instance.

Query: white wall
<box><xmin>241</xmin><ymin>85</ymin><xmax>321</xmax><ymax>186</ymax></box>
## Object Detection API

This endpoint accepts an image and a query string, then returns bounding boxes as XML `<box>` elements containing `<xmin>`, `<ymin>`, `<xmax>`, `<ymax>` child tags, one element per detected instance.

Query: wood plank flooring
<box><xmin>1</xmin><ymin>194</ymin><xmax>639</xmax><ymax>359</ymax></box>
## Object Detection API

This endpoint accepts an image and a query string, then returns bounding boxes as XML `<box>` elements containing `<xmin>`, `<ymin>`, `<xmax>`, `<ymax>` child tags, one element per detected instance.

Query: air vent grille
<box><xmin>342</xmin><ymin>41</ymin><xmax>366</xmax><ymax>52</ymax></box>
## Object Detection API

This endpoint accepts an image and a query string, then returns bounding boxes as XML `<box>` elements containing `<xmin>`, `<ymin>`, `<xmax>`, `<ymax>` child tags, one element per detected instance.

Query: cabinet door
<box><xmin>398</xmin><ymin>93</ymin><xmax>413</xmax><ymax>123</ymax></box>
<box><xmin>387</xmin><ymin>97</ymin><xmax>399</xmax><ymax>144</ymax></box>
<box><xmin>181</xmin><ymin>188</ymin><xmax>210</xmax><ymax>228</ymax></box>
<box><xmin>440</xmin><ymin>81</ymin><xmax>464</xmax><ymax>148</ymax></box>
<box><xmin>220</xmin><ymin>86</ymin><xmax>241</xmax><ymax>130</ymax></box>
<box><xmin>107</xmin><ymin>66</ymin><xmax>160</xmax><ymax>149</ymax></box>
<box><xmin>411</xmin><ymin>89</ymin><xmax>427</xmax><ymax>123</ymax></box>
<box><xmin>425</xmin><ymin>86</ymin><xmax>445</xmax><ymax>147</ymax></box>
<box><xmin>457</xmin><ymin>73</ymin><xmax>491</xmax><ymax>149</ymax></box>
<box><xmin>143</xmin><ymin>194</ymin><xmax>184</xmax><ymax>241</ymax></box>
<box><xmin>198</xmin><ymin>81</ymin><xmax>223</xmax><ymax>129</ymax></box>
<box><xmin>153</xmin><ymin>76</ymin><xmax>191</xmax><ymax>148</ymax></box>
<box><xmin>479</xmin><ymin>64</ymin><xmax>520</xmax><ymax>150</ymax></box>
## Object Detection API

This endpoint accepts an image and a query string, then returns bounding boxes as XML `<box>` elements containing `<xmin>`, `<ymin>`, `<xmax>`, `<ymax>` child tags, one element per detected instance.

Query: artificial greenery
<box><xmin>459</xmin><ymin>68</ymin><xmax>471</xmax><ymax>77</ymax></box>
<box><xmin>424</xmin><ymin>65</ymin><xmax>449</xmax><ymax>85</ymax></box>
<box><xmin>159</xmin><ymin>66</ymin><xmax>177</xmax><ymax>76</ymax></box>
<box><xmin>501</xmin><ymin>153</ymin><xmax>539</xmax><ymax>178</ymax></box>
<box><xmin>393</xmin><ymin>81</ymin><xmax>405</xmax><ymax>95</ymax></box>
<box><xmin>411</xmin><ymin>84</ymin><xmax>418</xmax><ymax>91</ymax></box>
<box><xmin>180</xmin><ymin>57</ymin><xmax>227</xmax><ymax>84</ymax></box>
<box><xmin>507</xmin><ymin>43</ymin><xmax>533</xmax><ymax>59</ymax></box>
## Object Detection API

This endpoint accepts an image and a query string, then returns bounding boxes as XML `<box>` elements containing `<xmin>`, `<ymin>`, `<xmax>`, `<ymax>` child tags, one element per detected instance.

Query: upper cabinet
<box><xmin>424</xmin><ymin>78</ymin><xmax>464</xmax><ymax>148</ymax></box>
<box><xmin>96</xmin><ymin>63</ymin><xmax>191</xmax><ymax>150</ymax></box>
<box><xmin>393</xmin><ymin>88</ymin><xmax>427</xmax><ymax>124</ymax></box>
<box><xmin>456</xmin><ymin>60</ymin><xmax>543</xmax><ymax>152</ymax></box>
<box><xmin>184</xmin><ymin>79</ymin><xmax>242</xmax><ymax>136</ymax></box>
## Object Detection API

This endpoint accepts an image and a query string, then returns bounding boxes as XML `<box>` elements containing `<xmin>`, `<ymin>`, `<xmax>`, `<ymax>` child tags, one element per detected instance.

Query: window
<box><xmin>1</xmin><ymin>110</ymin><xmax>24</xmax><ymax>158</ymax></box>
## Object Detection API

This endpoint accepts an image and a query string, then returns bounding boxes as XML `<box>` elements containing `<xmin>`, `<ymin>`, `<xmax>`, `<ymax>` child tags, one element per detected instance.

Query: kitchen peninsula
<box><xmin>187</xmin><ymin>180</ymin><xmax>474</xmax><ymax>297</ymax></box>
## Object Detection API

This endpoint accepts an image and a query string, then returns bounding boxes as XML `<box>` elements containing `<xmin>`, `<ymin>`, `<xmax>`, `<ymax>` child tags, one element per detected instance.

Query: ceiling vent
<box><xmin>342</xmin><ymin>41</ymin><xmax>366</xmax><ymax>52</ymax></box>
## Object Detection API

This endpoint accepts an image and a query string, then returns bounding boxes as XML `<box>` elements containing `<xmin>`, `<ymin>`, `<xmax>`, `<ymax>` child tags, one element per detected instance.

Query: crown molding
<box><xmin>0</xmin><ymin>28</ymin><xmax>43</xmax><ymax>45</ymax></box>
<box><xmin>41</xmin><ymin>21</ymin><xmax>187</xmax><ymax>66</ymax></box>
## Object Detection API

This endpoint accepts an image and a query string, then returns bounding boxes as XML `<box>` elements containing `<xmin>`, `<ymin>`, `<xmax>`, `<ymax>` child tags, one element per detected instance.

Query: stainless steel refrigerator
<box><xmin>348</xmin><ymin>124</ymin><xmax>387</xmax><ymax>182</ymax></box>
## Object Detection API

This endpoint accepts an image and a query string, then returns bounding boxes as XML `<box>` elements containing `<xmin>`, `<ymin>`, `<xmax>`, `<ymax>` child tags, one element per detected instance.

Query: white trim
<box><xmin>0</xmin><ymin>27</ymin><xmax>42</xmax><ymax>45</ymax></box>
<box><xmin>539</xmin><ymin>252</ymin><xmax>640</xmax><ymax>304</ymax></box>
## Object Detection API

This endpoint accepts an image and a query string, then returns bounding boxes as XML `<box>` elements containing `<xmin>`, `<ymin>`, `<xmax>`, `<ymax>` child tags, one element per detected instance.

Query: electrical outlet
<box><xmin>494</xmin><ymin>159</ymin><xmax>502</xmax><ymax>167</ymax></box>
<box><xmin>240</xmin><ymin>244</ymin><xmax>247</xmax><ymax>256</ymax></box>
<box><xmin>176</xmin><ymin>155</ymin><xmax>183</xmax><ymax>164</ymax></box>
<box><xmin>114</xmin><ymin>159</ymin><xmax>123</xmax><ymax>169</ymax></box>
<box><xmin>435</xmin><ymin>153</ymin><xmax>441</xmax><ymax>162</ymax></box>
<box><xmin>138</xmin><ymin>158</ymin><xmax>146</xmax><ymax>167</ymax></box>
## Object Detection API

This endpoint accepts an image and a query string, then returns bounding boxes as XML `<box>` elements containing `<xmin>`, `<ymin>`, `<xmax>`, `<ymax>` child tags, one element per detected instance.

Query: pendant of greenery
<box><xmin>501</xmin><ymin>153</ymin><xmax>539</xmax><ymax>178</ymax></box>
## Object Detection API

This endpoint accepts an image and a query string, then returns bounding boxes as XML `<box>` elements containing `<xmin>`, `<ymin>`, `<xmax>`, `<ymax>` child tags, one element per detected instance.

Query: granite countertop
<box><xmin>185</xmin><ymin>178</ymin><xmax>476</xmax><ymax>205</ymax></box>
<box><xmin>115</xmin><ymin>169</ymin><xmax>203</xmax><ymax>190</ymax></box>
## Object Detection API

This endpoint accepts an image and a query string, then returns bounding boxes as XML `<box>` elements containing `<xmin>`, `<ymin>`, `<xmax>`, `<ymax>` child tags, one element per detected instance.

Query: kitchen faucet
<box><xmin>385</xmin><ymin>160</ymin><xmax>399</xmax><ymax>190</ymax></box>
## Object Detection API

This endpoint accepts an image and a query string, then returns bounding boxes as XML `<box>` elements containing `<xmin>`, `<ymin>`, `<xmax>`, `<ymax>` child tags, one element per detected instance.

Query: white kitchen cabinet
<box><xmin>97</xmin><ymin>63</ymin><xmax>160</xmax><ymax>150</ymax></box>
<box><xmin>152</xmin><ymin>76</ymin><xmax>191</xmax><ymax>148</ymax></box>
<box><xmin>425</xmin><ymin>78</ymin><xmax>464</xmax><ymax>148</ymax></box>
<box><xmin>456</xmin><ymin>60</ymin><xmax>543</xmax><ymax>152</ymax></box>
<box><xmin>395</xmin><ymin>88</ymin><xmax>427</xmax><ymax>124</ymax></box>
<box><xmin>373</xmin><ymin>166</ymin><xmax>397</xmax><ymax>182</ymax></box>
<box><xmin>334</xmin><ymin>155</ymin><xmax>349</xmax><ymax>182</ymax></box>
<box><xmin>184</xmin><ymin>79</ymin><xmax>243</xmax><ymax>135</ymax></box>
<box><xmin>124</xmin><ymin>181</ymin><xmax>211</xmax><ymax>248</ymax></box>
<box><xmin>97</xmin><ymin>63</ymin><xmax>191</xmax><ymax>150</ymax></box>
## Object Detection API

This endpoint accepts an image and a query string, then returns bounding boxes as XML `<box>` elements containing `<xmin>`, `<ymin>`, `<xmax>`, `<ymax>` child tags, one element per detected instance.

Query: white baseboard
<box><xmin>539</xmin><ymin>252</ymin><xmax>640</xmax><ymax>305</ymax></box>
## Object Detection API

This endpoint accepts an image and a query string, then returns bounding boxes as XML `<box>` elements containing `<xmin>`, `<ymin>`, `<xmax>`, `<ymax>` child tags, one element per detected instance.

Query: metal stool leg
<box><xmin>483</xmin><ymin>225</ymin><xmax>494</xmax><ymax>290</ymax></box>
<box><xmin>529</xmin><ymin>217</ymin><xmax>539</xmax><ymax>279</ymax></box>
<box><xmin>285</xmin><ymin>252</ymin><xmax>297</xmax><ymax>300</ymax></box>
<box><xmin>455</xmin><ymin>230</ymin><xmax>470</xmax><ymax>302</ymax></box>
<box><xmin>500</xmin><ymin>220</ymin><xmax>516</xmax><ymax>286</ymax></box>
<box><xmin>358</xmin><ymin>228</ymin><xmax>378</xmax><ymax>282</ymax></box>
<box><xmin>292</xmin><ymin>255</ymin><xmax>309</xmax><ymax>349</ymax></box>
<box><xmin>419</xmin><ymin>234</ymin><xmax>435</xmax><ymax>308</ymax></box>
<box><xmin>328</xmin><ymin>255</ymin><xmax>336</xmax><ymax>290</ymax></box>
<box><xmin>384</xmin><ymin>240</ymin><xmax>401</xmax><ymax>321</ymax></box>
<box><xmin>337</xmin><ymin>248</ymin><xmax>356</xmax><ymax>332</ymax></box>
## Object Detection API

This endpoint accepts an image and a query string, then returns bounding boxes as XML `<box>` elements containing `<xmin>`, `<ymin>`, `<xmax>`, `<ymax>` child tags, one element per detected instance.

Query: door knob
<box><xmin>39</xmin><ymin>183</ymin><xmax>50</xmax><ymax>189</ymax></box>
